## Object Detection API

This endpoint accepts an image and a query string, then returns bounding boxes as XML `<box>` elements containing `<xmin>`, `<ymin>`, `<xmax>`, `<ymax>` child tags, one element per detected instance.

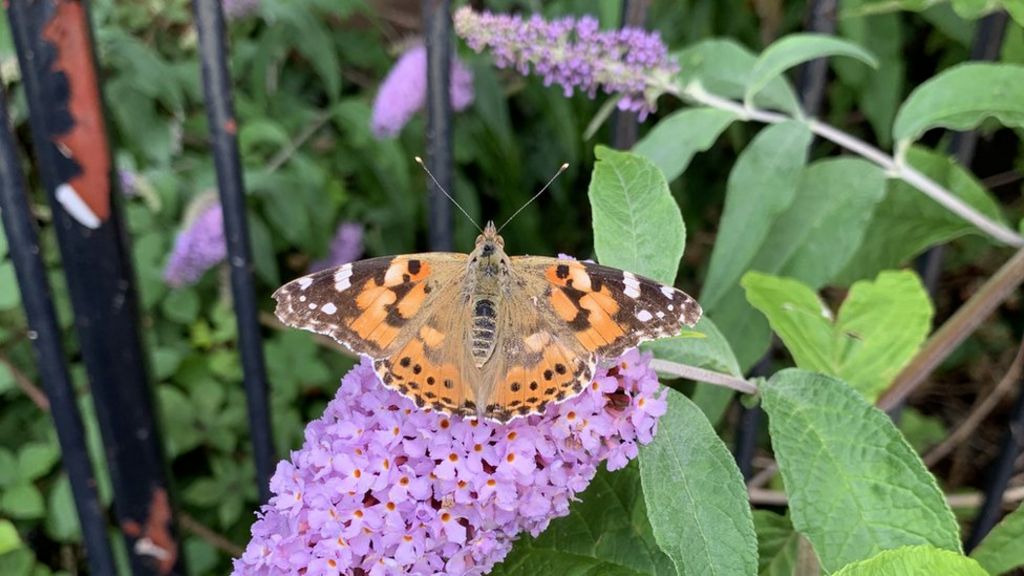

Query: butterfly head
<box><xmin>475</xmin><ymin>220</ymin><xmax>505</xmax><ymax>256</ymax></box>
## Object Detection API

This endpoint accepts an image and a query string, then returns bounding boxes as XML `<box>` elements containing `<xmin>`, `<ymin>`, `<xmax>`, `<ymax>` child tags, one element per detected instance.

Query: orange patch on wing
<box><xmin>397</xmin><ymin>282</ymin><xmax>429</xmax><ymax>318</ymax></box>
<box><xmin>549</xmin><ymin>288</ymin><xmax>578</xmax><ymax>322</ymax></box>
<box><xmin>579</xmin><ymin>288</ymin><xmax>625</xmax><ymax>343</ymax></box>
<box><xmin>544</xmin><ymin>261</ymin><xmax>592</xmax><ymax>291</ymax></box>
<box><xmin>350</xmin><ymin>284</ymin><xmax>397</xmax><ymax>338</ymax></box>
<box><xmin>383</xmin><ymin>340</ymin><xmax>466</xmax><ymax>413</ymax></box>
<box><xmin>384</xmin><ymin>258</ymin><xmax>432</xmax><ymax>286</ymax></box>
<box><xmin>418</xmin><ymin>325</ymin><xmax>445</xmax><ymax>348</ymax></box>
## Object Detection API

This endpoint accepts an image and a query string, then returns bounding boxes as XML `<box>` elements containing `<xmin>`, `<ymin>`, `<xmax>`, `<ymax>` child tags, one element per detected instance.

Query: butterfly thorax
<box><xmin>465</xmin><ymin>222</ymin><xmax>509</xmax><ymax>368</ymax></box>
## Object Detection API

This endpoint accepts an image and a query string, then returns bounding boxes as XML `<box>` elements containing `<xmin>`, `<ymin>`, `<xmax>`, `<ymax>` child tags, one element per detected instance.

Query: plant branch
<box><xmin>879</xmin><ymin>247</ymin><xmax>1024</xmax><ymax>411</ymax></box>
<box><xmin>924</xmin><ymin>338</ymin><xmax>1024</xmax><ymax>467</ymax></box>
<box><xmin>0</xmin><ymin>352</ymin><xmax>50</xmax><ymax>411</ymax></box>
<box><xmin>676</xmin><ymin>82</ymin><xmax>1024</xmax><ymax>248</ymax></box>
<box><xmin>179</xmin><ymin>513</ymin><xmax>244</xmax><ymax>558</ymax></box>
<box><xmin>649</xmin><ymin>358</ymin><xmax>758</xmax><ymax>394</ymax></box>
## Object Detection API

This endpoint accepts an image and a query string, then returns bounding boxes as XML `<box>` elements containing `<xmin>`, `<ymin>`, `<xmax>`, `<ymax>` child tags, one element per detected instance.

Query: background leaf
<box><xmin>709</xmin><ymin>157</ymin><xmax>885</xmax><ymax>370</ymax></box>
<box><xmin>675</xmin><ymin>40</ymin><xmax>802</xmax><ymax>114</ymax></box>
<box><xmin>836</xmin><ymin>146</ymin><xmax>1006</xmax><ymax>284</ymax></box>
<box><xmin>589</xmin><ymin>146</ymin><xmax>685</xmax><ymax>284</ymax></box>
<box><xmin>640</xmin><ymin>391</ymin><xmax>757</xmax><ymax>576</ymax></box>
<box><xmin>753</xmin><ymin>510</ymin><xmax>798</xmax><ymax>576</ymax></box>
<box><xmin>632</xmin><ymin>108</ymin><xmax>737</xmax><ymax>182</ymax></box>
<box><xmin>762</xmin><ymin>370</ymin><xmax>961</xmax><ymax>572</ymax></box>
<box><xmin>702</xmin><ymin>120</ymin><xmax>812</xmax><ymax>309</ymax></box>
<box><xmin>893</xmin><ymin>63</ymin><xmax>1024</xmax><ymax>144</ymax></box>
<box><xmin>746</xmin><ymin>33</ymin><xmax>878</xmax><ymax>103</ymax></box>
<box><xmin>744</xmin><ymin>270</ymin><xmax>933</xmax><ymax>401</ymax></box>
<box><xmin>834</xmin><ymin>545</ymin><xmax>988</xmax><ymax>575</ymax></box>
<box><xmin>492</xmin><ymin>463</ymin><xmax>675</xmax><ymax>576</ymax></box>
<box><xmin>970</xmin><ymin>502</ymin><xmax>1024</xmax><ymax>575</ymax></box>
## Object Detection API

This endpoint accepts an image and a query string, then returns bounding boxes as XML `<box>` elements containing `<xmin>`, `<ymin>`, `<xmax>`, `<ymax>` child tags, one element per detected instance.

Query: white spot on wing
<box><xmin>322</xmin><ymin>302</ymin><xmax>337</xmax><ymax>314</ymax></box>
<box><xmin>623</xmin><ymin>272</ymin><xmax>641</xmax><ymax>299</ymax></box>
<box><xmin>656</xmin><ymin>311</ymin><xmax>665</xmax><ymax>319</ymax></box>
<box><xmin>56</xmin><ymin>183</ymin><xmax>100</xmax><ymax>229</ymax></box>
<box><xmin>298</xmin><ymin>277</ymin><xmax>313</xmax><ymax>290</ymax></box>
<box><xmin>334</xmin><ymin>264</ymin><xmax>353</xmax><ymax>291</ymax></box>
<box><xmin>661</xmin><ymin>285</ymin><xmax>675</xmax><ymax>299</ymax></box>
<box><xmin>308</xmin><ymin>303</ymin><xmax>317</xmax><ymax>310</ymax></box>
<box><xmin>636</xmin><ymin>309</ymin><xmax>653</xmax><ymax>322</ymax></box>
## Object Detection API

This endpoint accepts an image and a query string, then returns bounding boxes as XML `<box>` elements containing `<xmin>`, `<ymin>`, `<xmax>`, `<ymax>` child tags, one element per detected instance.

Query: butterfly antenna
<box><xmin>415</xmin><ymin>156</ymin><xmax>483</xmax><ymax>233</ymax></box>
<box><xmin>497</xmin><ymin>163</ymin><xmax>569</xmax><ymax>233</ymax></box>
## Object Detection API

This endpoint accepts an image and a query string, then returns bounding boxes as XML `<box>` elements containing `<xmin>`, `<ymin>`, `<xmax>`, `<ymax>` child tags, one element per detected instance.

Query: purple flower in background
<box><xmin>164</xmin><ymin>201</ymin><xmax>227</xmax><ymax>288</ymax></box>
<box><xmin>119</xmin><ymin>168</ymin><xmax>139</xmax><ymax>197</ymax></box>
<box><xmin>372</xmin><ymin>43</ymin><xmax>475</xmax><ymax>138</ymax></box>
<box><xmin>232</xmin><ymin>349</ymin><xmax>666</xmax><ymax>575</ymax></box>
<box><xmin>454</xmin><ymin>7</ymin><xmax>678</xmax><ymax>119</ymax></box>
<box><xmin>224</xmin><ymin>0</ymin><xmax>260</xmax><ymax>20</ymax></box>
<box><xmin>310</xmin><ymin>222</ymin><xmax>364</xmax><ymax>272</ymax></box>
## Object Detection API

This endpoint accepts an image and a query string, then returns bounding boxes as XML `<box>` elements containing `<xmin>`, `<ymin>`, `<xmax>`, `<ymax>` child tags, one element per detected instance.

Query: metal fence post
<box><xmin>423</xmin><ymin>0</ymin><xmax>454</xmax><ymax>251</ymax></box>
<box><xmin>0</xmin><ymin>81</ymin><xmax>118</xmax><ymax>576</ymax></box>
<box><xmin>192</xmin><ymin>0</ymin><xmax>275</xmax><ymax>503</ymax></box>
<box><xmin>5</xmin><ymin>1</ymin><xmax>184</xmax><ymax>573</ymax></box>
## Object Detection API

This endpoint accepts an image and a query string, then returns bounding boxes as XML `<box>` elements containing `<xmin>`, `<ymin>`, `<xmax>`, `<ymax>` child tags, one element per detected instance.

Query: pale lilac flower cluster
<box><xmin>310</xmin><ymin>222</ymin><xmax>365</xmax><ymax>273</ymax></box>
<box><xmin>371</xmin><ymin>43</ymin><xmax>475</xmax><ymax>138</ymax></box>
<box><xmin>224</xmin><ymin>0</ymin><xmax>260</xmax><ymax>20</ymax></box>
<box><xmin>233</xmin><ymin>349</ymin><xmax>666</xmax><ymax>575</ymax></box>
<box><xmin>163</xmin><ymin>202</ymin><xmax>226</xmax><ymax>287</ymax></box>
<box><xmin>118</xmin><ymin>168</ymin><xmax>139</xmax><ymax>197</ymax></box>
<box><xmin>454</xmin><ymin>7</ymin><xmax>678</xmax><ymax>119</ymax></box>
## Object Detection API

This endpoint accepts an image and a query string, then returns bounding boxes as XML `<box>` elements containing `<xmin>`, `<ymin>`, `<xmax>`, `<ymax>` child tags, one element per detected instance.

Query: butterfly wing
<box><xmin>274</xmin><ymin>253</ymin><xmax>481</xmax><ymax>415</ymax></box>
<box><xmin>475</xmin><ymin>257</ymin><xmax>702</xmax><ymax>422</ymax></box>
<box><xmin>516</xmin><ymin>257</ymin><xmax>702</xmax><ymax>356</ymax></box>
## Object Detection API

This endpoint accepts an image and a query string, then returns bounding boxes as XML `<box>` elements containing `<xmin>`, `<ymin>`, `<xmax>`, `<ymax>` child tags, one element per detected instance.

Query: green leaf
<box><xmin>632</xmin><ymin>108</ymin><xmax>737</xmax><ymax>182</ymax></box>
<box><xmin>492</xmin><ymin>463</ymin><xmax>674</xmax><ymax>576</ymax></box>
<box><xmin>836</xmin><ymin>146</ymin><xmax>1006</xmax><ymax>284</ymax></box>
<box><xmin>748</xmin><ymin>158</ymin><xmax>887</xmax><ymax>287</ymax></box>
<box><xmin>675</xmin><ymin>40</ymin><xmax>802</xmax><ymax>114</ymax></box>
<box><xmin>744</xmin><ymin>271</ymin><xmax>932</xmax><ymax>402</ymax></box>
<box><xmin>746</xmin><ymin>34</ymin><xmax>878</xmax><ymax>104</ymax></box>
<box><xmin>893</xmin><ymin>63</ymin><xmax>1024</xmax><ymax>144</ymax></box>
<box><xmin>17</xmin><ymin>442</ymin><xmax>59</xmax><ymax>482</ymax></box>
<box><xmin>1</xmin><ymin>484</ymin><xmax>46</xmax><ymax>519</ymax></box>
<box><xmin>643</xmin><ymin>317</ymin><xmax>741</xmax><ymax>424</ymax></box>
<box><xmin>0</xmin><ymin>261</ymin><xmax>20</xmax><ymax>311</ymax></box>
<box><xmin>45</xmin><ymin>475</ymin><xmax>81</xmax><ymax>542</ymax></box>
<box><xmin>589</xmin><ymin>146</ymin><xmax>684</xmax><ymax>285</ymax></box>
<box><xmin>762</xmin><ymin>370</ymin><xmax>961</xmax><ymax>572</ymax></box>
<box><xmin>835</xmin><ymin>545</ymin><xmax>988</xmax><ymax>575</ymax></box>
<box><xmin>0</xmin><ymin>519</ymin><xmax>22</xmax><ymax>555</ymax></box>
<box><xmin>639</xmin><ymin>391</ymin><xmax>757</xmax><ymax>576</ymax></box>
<box><xmin>161</xmin><ymin>289</ymin><xmax>200</xmax><ymax>325</ymax></box>
<box><xmin>0</xmin><ymin>220</ymin><xmax>7</xmax><ymax>257</ymax></box>
<box><xmin>898</xmin><ymin>408</ymin><xmax>947</xmax><ymax>453</ymax></box>
<box><xmin>702</xmin><ymin>120</ymin><xmax>813</xmax><ymax>310</ymax></box>
<box><xmin>835</xmin><ymin>1</ymin><xmax>905</xmax><ymax>147</ymax></box>
<box><xmin>970</xmin><ymin>501</ymin><xmax>1024</xmax><ymax>575</ymax></box>
<box><xmin>753</xmin><ymin>510</ymin><xmax>798</xmax><ymax>576</ymax></box>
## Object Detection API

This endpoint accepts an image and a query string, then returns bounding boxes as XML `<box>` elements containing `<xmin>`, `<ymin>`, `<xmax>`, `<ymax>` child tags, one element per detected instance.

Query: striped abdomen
<box><xmin>471</xmin><ymin>298</ymin><xmax>497</xmax><ymax>366</ymax></box>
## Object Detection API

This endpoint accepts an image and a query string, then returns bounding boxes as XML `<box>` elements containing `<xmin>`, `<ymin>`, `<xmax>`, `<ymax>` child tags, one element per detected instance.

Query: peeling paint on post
<box><xmin>6</xmin><ymin>1</ymin><xmax>184</xmax><ymax>573</ymax></box>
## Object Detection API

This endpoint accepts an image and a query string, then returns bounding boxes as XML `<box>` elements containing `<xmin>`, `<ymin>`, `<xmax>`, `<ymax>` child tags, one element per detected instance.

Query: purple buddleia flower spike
<box><xmin>454</xmin><ymin>7</ymin><xmax>678</xmax><ymax>119</ymax></box>
<box><xmin>232</xmin><ymin>350</ymin><xmax>666</xmax><ymax>575</ymax></box>
<box><xmin>163</xmin><ymin>199</ymin><xmax>227</xmax><ymax>288</ymax></box>
<box><xmin>371</xmin><ymin>42</ymin><xmax>475</xmax><ymax>139</ymax></box>
<box><xmin>309</xmin><ymin>222</ymin><xmax>364</xmax><ymax>273</ymax></box>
